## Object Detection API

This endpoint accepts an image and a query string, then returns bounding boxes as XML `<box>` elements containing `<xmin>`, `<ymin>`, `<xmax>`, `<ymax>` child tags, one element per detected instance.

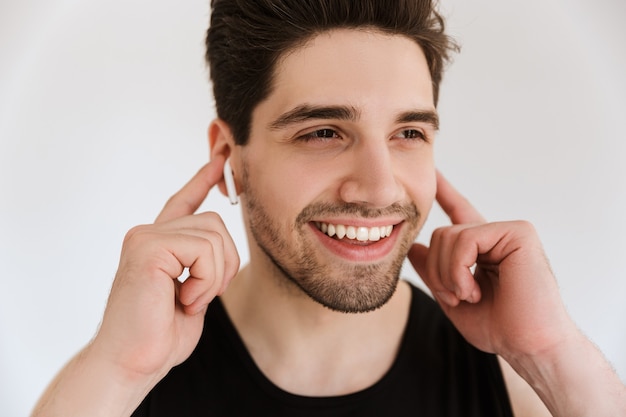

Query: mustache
<box><xmin>295</xmin><ymin>202</ymin><xmax>420</xmax><ymax>227</ymax></box>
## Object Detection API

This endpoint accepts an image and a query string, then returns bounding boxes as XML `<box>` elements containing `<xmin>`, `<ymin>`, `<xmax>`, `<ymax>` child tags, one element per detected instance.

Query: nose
<box><xmin>338</xmin><ymin>141</ymin><xmax>404</xmax><ymax>208</ymax></box>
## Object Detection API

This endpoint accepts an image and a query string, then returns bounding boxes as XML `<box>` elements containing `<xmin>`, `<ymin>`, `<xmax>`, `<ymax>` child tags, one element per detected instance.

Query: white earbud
<box><xmin>223</xmin><ymin>157</ymin><xmax>239</xmax><ymax>205</ymax></box>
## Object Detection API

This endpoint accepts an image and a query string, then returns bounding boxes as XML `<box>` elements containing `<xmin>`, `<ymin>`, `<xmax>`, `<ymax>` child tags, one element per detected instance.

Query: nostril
<box><xmin>338</xmin><ymin>174</ymin><xmax>403</xmax><ymax>207</ymax></box>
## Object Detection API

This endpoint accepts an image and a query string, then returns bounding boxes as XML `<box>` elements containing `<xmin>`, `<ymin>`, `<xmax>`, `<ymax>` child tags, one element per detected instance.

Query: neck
<box><xmin>220</xmin><ymin>257</ymin><xmax>412</xmax><ymax>396</ymax></box>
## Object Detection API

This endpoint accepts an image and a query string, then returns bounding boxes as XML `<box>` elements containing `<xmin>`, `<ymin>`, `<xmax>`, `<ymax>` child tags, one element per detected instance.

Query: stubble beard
<box><xmin>242</xmin><ymin>163</ymin><xmax>421</xmax><ymax>313</ymax></box>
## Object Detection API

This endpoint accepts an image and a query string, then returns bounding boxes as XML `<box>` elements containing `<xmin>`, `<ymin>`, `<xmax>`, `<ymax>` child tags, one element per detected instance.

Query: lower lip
<box><xmin>309</xmin><ymin>223</ymin><xmax>403</xmax><ymax>262</ymax></box>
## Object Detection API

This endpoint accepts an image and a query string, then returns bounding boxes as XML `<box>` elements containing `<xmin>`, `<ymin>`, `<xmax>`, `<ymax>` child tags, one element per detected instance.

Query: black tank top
<box><xmin>132</xmin><ymin>284</ymin><xmax>513</xmax><ymax>416</ymax></box>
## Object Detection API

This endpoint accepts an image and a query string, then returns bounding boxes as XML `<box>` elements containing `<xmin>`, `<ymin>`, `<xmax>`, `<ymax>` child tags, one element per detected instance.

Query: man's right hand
<box><xmin>32</xmin><ymin>156</ymin><xmax>240</xmax><ymax>417</ymax></box>
<box><xmin>94</xmin><ymin>154</ymin><xmax>240</xmax><ymax>379</ymax></box>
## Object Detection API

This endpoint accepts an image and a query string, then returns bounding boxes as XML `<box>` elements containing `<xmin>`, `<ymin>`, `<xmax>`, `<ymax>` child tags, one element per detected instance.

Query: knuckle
<box><xmin>123</xmin><ymin>224</ymin><xmax>151</xmax><ymax>245</ymax></box>
<box><xmin>206</xmin><ymin>230</ymin><xmax>225</xmax><ymax>246</ymax></box>
<box><xmin>430</xmin><ymin>226</ymin><xmax>447</xmax><ymax>242</ymax></box>
<box><xmin>197</xmin><ymin>238</ymin><xmax>216</xmax><ymax>255</ymax></box>
<box><xmin>513</xmin><ymin>219</ymin><xmax>536</xmax><ymax>234</ymax></box>
<box><xmin>200</xmin><ymin>211</ymin><xmax>226</xmax><ymax>226</ymax></box>
<box><xmin>456</xmin><ymin>227</ymin><xmax>475</xmax><ymax>245</ymax></box>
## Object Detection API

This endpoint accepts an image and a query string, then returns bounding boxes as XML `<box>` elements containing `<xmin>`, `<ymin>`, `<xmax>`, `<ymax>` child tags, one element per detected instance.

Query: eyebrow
<box><xmin>268</xmin><ymin>104</ymin><xmax>439</xmax><ymax>131</ymax></box>
<box><xmin>396</xmin><ymin>110</ymin><xmax>440</xmax><ymax>131</ymax></box>
<box><xmin>268</xmin><ymin>104</ymin><xmax>360</xmax><ymax>130</ymax></box>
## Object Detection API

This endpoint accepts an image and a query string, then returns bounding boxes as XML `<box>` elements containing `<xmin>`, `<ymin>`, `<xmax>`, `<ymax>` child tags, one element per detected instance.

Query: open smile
<box><xmin>310</xmin><ymin>220</ymin><xmax>402</xmax><ymax>262</ymax></box>
<box><xmin>314</xmin><ymin>222</ymin><xmax>394</xmax><ymax>242</ymax></box>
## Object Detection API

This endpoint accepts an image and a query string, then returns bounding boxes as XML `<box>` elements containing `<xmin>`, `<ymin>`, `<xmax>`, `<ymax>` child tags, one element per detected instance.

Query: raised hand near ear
<box><xmin>96</xmin><ymin>155</ymin><xmax>240</xmax><ymax>377</ymax></box>
<box><xmin>32</xmin><ymin>157</ymin><xmax>240</xmax><ymax>417</ymax></box>
<box><xmin>408</xmin><ymin>172</ymin><xmax>626</xmax><ymax>416</ymax></box>
<box><xmin>408</xmin><ymin>171</ymin><xmax>572</xmax><ymax>357</ymax></box>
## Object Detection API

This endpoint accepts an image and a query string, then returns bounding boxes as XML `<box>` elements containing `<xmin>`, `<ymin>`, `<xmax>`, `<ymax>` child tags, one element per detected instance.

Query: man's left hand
<box><xmin>408</xmin><ymin>171</ymin><xmax>576</xmax><ymax>358</ymax></box>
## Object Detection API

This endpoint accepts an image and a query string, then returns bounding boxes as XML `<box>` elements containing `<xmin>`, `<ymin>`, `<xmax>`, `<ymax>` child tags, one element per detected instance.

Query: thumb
<box><xmin>408</xmin><ymin>242</ymin><xmax>459</xmax><ymax>308</ymax></box>
<box><xmin>408</xmin><ymin>243</ymin><xmax>429</xmax><ymax>280</ymax></box>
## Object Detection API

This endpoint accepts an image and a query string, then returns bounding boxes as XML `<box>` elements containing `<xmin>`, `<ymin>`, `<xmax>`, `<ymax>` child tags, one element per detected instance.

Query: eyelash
<box><xmin>296</xmin><ymin>128</ymin><xmax>340</xmax><ymax>142</ymax></box>
<box><xmin>296</xmin><ymin>128</ymin><xmax>429</xmax><ymax>143</ymax></box>
<box><xmin>395</xmin><ymin>129</ymin><xmax>427</xmax><ymax>141</ymax></box>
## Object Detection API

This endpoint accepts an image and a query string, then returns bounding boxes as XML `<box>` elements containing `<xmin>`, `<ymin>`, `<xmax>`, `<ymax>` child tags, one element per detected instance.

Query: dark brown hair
<box><xmin>206</xmin><ymin>0</ymin><xmax>458</xmax><ymax>145</ymax></box>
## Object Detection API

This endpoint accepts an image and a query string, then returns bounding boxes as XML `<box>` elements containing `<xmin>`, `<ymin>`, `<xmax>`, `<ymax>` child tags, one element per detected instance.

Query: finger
<box><xmin>436</xmin><ymin>170</ymin><xmax>485</xmax><ymax>225</ymax></box>
<box><xmin>156</xmin><ymin>155</ymin><xmax>226</xmax><ymax>224</ymax></box>
<box><xmin>448</xmin><ymin>250</ymin><xmax>481</xmax><ymax>304</ymax></box>
<box><xmin>177</xmin><ymin>212</ymin><xmax>241</xmax><ymax>284</ymax></box>
<box><xmin>153</xmin><ymin>211</ymin><xmax>241</xmax><ymax>287</ymax></box>
<box><xmin>438</xmin><ymin>226</ymin><xmax>482</xmax><ymax>303</ymax></box>
<box><xmin>179</xmin><ymin>232</ymin><xmax>225</xmax><ymax>314</ymax></box>
<box><xmin>408</xmin><ymin>241</ymin><xmax>459</xmax><ymax>307</ymax></box>
<box><xmin>409</xmin><ymin>226</ymin><xmax>483</xmax><ymax>306</ymax></box>
<box><xmin>426</xmin><ymin>228</ymin><xmax>461</xmax><ymax>303</ymax></box>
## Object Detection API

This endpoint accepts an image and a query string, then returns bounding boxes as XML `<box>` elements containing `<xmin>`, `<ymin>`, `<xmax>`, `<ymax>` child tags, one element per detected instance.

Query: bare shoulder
<box><xmin>498</xmin><ymin>356</ymin><xmax>552</xmax><ymax>417</ymax></box>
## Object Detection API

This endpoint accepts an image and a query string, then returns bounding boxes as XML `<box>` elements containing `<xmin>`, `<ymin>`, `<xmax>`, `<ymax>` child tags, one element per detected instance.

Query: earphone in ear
<box><xmin>223</xmin><ymin>157</ymin><xmax>239</xmax><ymax>205</ymax></box>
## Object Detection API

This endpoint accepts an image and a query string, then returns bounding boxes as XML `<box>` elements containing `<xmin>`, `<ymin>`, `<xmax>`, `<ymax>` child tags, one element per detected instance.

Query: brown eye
<box><xmin>298</xmin><ymin>128</ymin><xmax>340</xmax><ymax>141</ymax></box>
<box><xmin>313</xmin><ymin>129</ymin><xmax>337</xmax><ymax>138</ymax></box>
<box><xmin>400</xmin><ymin>129</ymin><xmax>424</xmax><ymax>140</ymax></box>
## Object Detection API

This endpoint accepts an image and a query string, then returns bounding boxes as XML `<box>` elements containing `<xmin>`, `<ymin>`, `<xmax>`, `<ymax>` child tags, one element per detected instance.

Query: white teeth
<box><xmin>356</xmin><ymin>227</ymin><xmax>369</xmax><ymax>241</ymax></box>
<box><xmin>317</xmin><ymin>222</ymin><xmax>394</xmax><ymax>242</ymax></box>
<box><xmin>335</xmin><ymin>224</ymin><xmax>346</xmax><ymax>239</ymax></box>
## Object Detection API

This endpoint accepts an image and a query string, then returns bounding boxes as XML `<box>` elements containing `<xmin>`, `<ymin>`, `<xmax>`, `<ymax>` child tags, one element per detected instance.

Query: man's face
<box><xmin>238</xmin><ymin>29</ymin><xmax>437</xmax><ymax>313</ymax></box>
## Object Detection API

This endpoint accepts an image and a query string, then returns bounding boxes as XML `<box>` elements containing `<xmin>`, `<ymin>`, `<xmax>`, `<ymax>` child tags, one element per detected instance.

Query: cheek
<box><xmin>243</xmin><ymin>152</ymin><xmax>319</xmax><ymax>224</ymax></box>
<box><xmin>400</xmin><ymin>158</ymin><xmax>436</xmax><ymax>213</ymax></box>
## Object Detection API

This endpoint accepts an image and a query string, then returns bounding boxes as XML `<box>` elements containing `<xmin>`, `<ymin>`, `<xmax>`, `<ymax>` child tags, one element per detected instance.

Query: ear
<box><xmin>208</xmin><ymin>119</ymin><xmax>240</xmax><ymax>198</ymax></box>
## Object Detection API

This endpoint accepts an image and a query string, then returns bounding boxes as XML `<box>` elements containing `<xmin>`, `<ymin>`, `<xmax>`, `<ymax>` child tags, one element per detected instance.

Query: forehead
<box><xmin>258</xmin><ymin>29</ymin><xmax>435</xmax><ymax>121</ymax></box>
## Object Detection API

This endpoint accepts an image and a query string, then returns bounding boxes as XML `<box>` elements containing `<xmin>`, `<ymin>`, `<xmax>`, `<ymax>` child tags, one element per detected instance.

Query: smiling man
<box><xmin>32</xmin><ymin>1</ymin><xmax>626</xmax><ymax>416</ymax></box>
<box><xmin>237</xmin><ymin>31</ymin><xmax>435</xmax><ymax>315</ymax></box>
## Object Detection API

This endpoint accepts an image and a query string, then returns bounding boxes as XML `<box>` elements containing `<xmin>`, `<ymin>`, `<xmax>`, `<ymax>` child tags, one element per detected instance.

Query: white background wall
<box><xmin>1</xmin><ymin>0</ymin><xmax>625</xmax><ymax>415</ymax></box>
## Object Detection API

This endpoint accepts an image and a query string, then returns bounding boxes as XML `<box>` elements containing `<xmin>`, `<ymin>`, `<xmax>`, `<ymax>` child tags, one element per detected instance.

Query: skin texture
<box><xmin>234</xmin><ymin>30</ymin><xmax>436</xmax><ymax>314</ymax></box>
<box><xmin>31</xmin><ymin>29</ymin><xmax>625</xmax><ymax>417</ymax></box>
